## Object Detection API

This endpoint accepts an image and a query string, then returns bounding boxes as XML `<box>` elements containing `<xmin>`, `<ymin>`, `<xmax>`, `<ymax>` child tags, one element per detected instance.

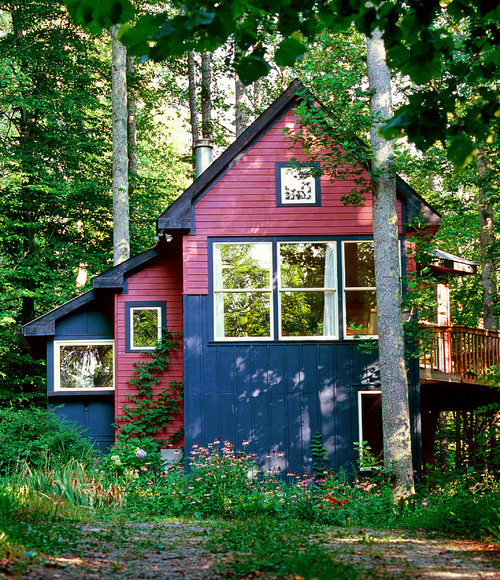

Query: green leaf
<box><xmin>274</xmin><ymin>37</ymin><xmax>307</xmax><ymax>68</ymax></box>
<box><xmin>447</xmin><ymin>134</ymin><xmax>476</xmax><ymax>167</ymax></box>
<box><xmin>235</xmin><ymin>55</ymin><xmax>271</xmax><ymax>85</ymax></box>
<box><xmin>65</xmin><ymin>0</ymin><xmax>134</xmax><ymax>33</ymax></box>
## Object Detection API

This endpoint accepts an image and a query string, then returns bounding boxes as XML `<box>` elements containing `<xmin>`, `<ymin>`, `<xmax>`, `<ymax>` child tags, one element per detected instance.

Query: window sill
<box><xmin>48</xmin><ymin>390</ymin><xmax>115</xmax><ymax>397</ymax></box>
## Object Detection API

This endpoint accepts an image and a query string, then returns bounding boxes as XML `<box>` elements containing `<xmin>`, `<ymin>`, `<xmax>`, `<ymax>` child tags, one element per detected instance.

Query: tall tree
<box><xmin>367</xmin><ymin>29</ymin><xmax>414</xmax><ymax>496</ymax></box>
<box><xmin>111</xmin><ymin>24</ymin><xmax>130</xmax><ymax>265</ymax></box>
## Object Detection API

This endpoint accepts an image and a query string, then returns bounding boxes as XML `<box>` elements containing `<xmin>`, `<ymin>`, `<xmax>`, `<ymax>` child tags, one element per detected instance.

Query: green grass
<box><xmin>207</xmin><ymin>517</ymin><xmax>370</xmax><ymax>579</ymax></box>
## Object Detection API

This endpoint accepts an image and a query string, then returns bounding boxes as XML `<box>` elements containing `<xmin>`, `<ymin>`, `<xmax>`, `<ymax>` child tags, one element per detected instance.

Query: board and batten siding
<box><xmin>181</xmin><ymin>106</ymin><xmax>419</xmax><ymax>475</ymax></box>
<box><xmin>114</xmin><ymin>257</ymin><xmax>184</xmax><ymax>446</ymax></box>
<box><xmin>183</xmin><ymin>106</ymin><xmax>403</xmax><ymax>295</ymax></box>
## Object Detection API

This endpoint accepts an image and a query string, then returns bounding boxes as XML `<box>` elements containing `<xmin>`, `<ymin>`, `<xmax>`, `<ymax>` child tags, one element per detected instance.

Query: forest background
<box><xmin>0</xmin><ymin>0</ymin><xmax>498</xmax><ymax>469</ymax></box>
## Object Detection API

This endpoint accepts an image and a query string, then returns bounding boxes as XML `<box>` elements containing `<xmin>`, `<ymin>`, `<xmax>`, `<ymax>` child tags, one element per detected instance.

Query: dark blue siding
<box><xmin>183</xmin><ymin>295</ymin><xmax>420</xmax><ymax>476</ymax></box>
<box><xmin>52</xmin><ymin>396</ymin><xmax>115</xmax><ymax>452</ymax></box>
<box><xmin>48</xmin><ymin>305</ymin><xmax>115</xmax><ymax>452</ymax></box>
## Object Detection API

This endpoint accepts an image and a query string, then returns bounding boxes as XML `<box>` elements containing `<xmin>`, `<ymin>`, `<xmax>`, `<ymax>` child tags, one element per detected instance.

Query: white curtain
<box><xmin>323</xmin><ymin>242</ymin><xmax>335</xmax><ymax>336</ymax></box>
<box><xmin>214</xmin><ymin>244</ymin><xmax>225</xmax><ymax>338</ymax></box>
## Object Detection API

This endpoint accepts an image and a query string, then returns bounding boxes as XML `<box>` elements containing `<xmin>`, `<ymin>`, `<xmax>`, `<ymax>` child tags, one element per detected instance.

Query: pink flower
<box><xmin>421</xmin><ymin>501</ymin><xmax>429</xmax><ymax>507</ymax></box>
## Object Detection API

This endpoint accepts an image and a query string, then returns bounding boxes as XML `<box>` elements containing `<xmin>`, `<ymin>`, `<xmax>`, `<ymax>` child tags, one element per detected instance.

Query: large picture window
<box><xmin>54</xmin><ymin>340</ymin><xmax>114</xmax><ymax>391</ymax></box>
<box><xmin>213</xmin><ymin>241</ymin><xmax>337</xmax><ymax>340</ymax></box>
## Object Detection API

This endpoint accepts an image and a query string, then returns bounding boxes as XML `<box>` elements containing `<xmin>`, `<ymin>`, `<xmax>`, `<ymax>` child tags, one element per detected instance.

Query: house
<box><xmin>22</xmin><ymin>81</ymin><xmax>497</xmax><ymax>475</ymax></box>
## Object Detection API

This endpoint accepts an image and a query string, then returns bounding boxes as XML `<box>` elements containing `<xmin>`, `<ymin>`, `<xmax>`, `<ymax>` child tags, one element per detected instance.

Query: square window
<box><xmin>125</xmin><ymin>302</ymin><xmax>166</xmax><ymax>352</ymax></box>
<box><xmin>54</xmin><ymin>340</ymin><xmax>114</xmax><ymax>391</ymax></box>
<box><xmin>276</xmin><ymin>162</ymin><xmax>321</xmax><ymax>206</ymax></box>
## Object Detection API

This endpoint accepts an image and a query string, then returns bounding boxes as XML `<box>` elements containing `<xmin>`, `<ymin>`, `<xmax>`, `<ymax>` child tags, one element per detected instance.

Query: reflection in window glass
<box><xmin>279</xmin><ymin>242</ymin><xmax>336</xmax><ymax>338</ymax></box>
<box><xmin>344</xmin><ymin>242</ymin><xmax>377</xmax><ymax>336</ymax></box>
<box><xmin>58</xmin><ymin>343</ymin><xmax>114</xmax><ymax>389</ymax></box>
<box><xmin>132</xmin><ymin>308</ymin><xmax>161</xmax><ymax>349</ymax></box>
<box><xmin>214</xmin><ymin>243</ymin><xmax>272</xmax><ymax>339</ymax></box>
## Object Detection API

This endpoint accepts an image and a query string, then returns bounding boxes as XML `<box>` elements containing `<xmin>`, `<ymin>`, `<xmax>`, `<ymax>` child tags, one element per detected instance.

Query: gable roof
<box><xmin>157</xmin><ymin>79</ymin><xmax>441</xmax><ymax>234</ymax></box>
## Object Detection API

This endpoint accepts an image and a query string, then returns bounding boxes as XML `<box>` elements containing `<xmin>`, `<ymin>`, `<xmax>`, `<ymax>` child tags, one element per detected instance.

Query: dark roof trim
<box><xmin>157</xmin><ymin>80</ymin><xmax>441</xmax><ymax>234</ymax></box>
<box><xmin>157</xmin><ymin>81</ymin><xmax>307</xmax><ymax>231</ymax></box>
<box><xmin>22</xmin><ymin>246</ymin><xmax>164</xmax><ymax>337</ymax></box>
<box><xmin>429</xmin><ymin>249</ymin><xmax>477</xmax><ymax>276</ymax></box>
<box><xmin>22</xmin><ymin>290</ymin><xmax>96</xmax><ymax>337</ymax></box>
<box><xmin>92</xmin><ymin>246</ymin><xmax>161</xmax><ymax>289</ymax></box>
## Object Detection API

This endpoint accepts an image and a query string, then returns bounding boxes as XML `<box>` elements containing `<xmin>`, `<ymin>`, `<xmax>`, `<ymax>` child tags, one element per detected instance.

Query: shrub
<box><xmin>0</xmin><ymin>407</ymin><xmax>95</xmax><ymax>474</ymax></box>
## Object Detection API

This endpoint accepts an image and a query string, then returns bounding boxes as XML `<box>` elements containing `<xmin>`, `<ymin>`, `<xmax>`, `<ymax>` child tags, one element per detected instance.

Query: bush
<box><xmin>0</xmin><ymin>407</ymin><xmax>95</xmax><ymax>474</ymax></box>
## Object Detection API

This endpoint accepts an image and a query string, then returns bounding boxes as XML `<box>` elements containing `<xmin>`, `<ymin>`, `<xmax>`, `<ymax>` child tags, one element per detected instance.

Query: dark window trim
<box><xmin>125</xmin><ymin>301</ymin><xmax>167</xmax><ymax>352</ymax></box>
<box><xmin>275</xmin><ymin>161</ymin><xmax>321</xmax><ymax>207</ymax></box>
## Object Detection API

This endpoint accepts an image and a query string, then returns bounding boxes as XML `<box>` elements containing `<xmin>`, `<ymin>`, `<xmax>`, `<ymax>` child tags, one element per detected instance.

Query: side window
<box><xmin>278</xmin><ymin>241</ymin><xmax>337</xmax><ymax>339</ymax></box>
<box><xmin>343</xmin><ymin>241</ymin><xmax>377</xmax><ymax>337</ymax></box>
<box><xmin>357</xmin><ymin>390</ymin><xmax>383</xmax><ymax>468</ymax></box>
<box><xmin>54</xmin><ymin>340</ymin><xmax>114</xmax><ymax>391</ymax></box>
<box><xmin>276</xmin><ymin>162</ymin><xmax>321</xmax><ymax>206</ymax></box>
<box><xmin>125</xmin><ymin>302</ymin><xmax>165</xmax><ymax>352</ymax></box>
<box><xmin>213</xmin><ymin>242</ymin><xmax>273</xmax><ymax>340</ymax></box>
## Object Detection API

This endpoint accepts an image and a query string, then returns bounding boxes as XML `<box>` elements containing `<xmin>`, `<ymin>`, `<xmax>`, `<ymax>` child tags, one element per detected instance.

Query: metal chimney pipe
<box><xmin>195</xmin><ymin>138</ymin><xmax>213</xmax><ymax>178</ymax></box>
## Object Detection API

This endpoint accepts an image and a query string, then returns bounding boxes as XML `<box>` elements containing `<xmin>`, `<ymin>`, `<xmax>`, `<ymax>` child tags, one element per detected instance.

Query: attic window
<box><xmin>54</xmin><ymin>340</ymin><xmax>114</xmax><ymax>391</ymax></box>
<box><xmin>276</xmin><ymin>162</ymin><xmax>321</xmax><ymax>206</ymax></box>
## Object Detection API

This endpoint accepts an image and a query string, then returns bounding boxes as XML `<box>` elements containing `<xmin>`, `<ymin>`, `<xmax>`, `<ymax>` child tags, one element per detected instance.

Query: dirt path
<box><xmin>2</xmin><ymin>523</ymin><xmax>499</xmax><ymax>579</ymax></box>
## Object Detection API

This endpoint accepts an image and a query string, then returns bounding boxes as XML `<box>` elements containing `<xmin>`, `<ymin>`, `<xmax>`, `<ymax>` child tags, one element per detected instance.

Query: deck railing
<box><xmin>419</xmin><ymin>325</ymin><xmax>500</xmax><ymax>382</ymax></box>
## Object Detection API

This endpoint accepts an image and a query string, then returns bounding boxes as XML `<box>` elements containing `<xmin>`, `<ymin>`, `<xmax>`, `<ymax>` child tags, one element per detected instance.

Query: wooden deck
<box><xmin>419</xmin><ymin>325</ymin><xmax>500</xmax><ymax>385</ymax></box>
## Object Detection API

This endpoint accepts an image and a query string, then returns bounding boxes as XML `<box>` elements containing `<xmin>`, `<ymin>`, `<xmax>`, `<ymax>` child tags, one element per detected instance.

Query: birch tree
<box><xmin>367</xmin><ymin>29</ymin><xmax>414</xmax><ymax>496</ymax></box>
<box><xmin>111</xmin><ymin>24</ymin><xmax>130</xmax><ymax>265</ymax></box>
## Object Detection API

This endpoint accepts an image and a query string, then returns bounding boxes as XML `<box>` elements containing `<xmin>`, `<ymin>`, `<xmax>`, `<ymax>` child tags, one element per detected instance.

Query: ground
<box><xmin>1</xmin><ymin>523</ymin><xmax>499</xmax><ymax>579</ymax></box>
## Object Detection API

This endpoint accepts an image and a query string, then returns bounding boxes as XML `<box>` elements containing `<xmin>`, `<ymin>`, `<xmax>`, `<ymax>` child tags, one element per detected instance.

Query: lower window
<box><xmin>54</xmin><ymin>340</ymin><xmax>114</xmax><ymax>391</ymax></box>
<box><xmin>357</xmin><ymin>390</ymin><xmax>383</xmax><ymax>468</ymax></box>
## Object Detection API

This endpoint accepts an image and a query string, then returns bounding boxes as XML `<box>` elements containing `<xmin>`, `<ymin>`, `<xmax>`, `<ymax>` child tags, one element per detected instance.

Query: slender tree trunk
<box><xmin>188</xmin><ymin>50</ymin><xmax>199</xmax><ymax>151</ymax></box>
<box><xmin>367</xmin><ymin>29</ymin><xmax>414</xmax><ymax>498</ymax></box>
<box><xmin>111</xmin><ymin>24</ymin><xmax>129</xmax><ymax>266</ymax></box>
<box><xmin>201</xmin><ymin>51</ymin><xmax>212</xmax><ymax>139</ymax></box>
<box><xmin>127</xmin><ymin>55</ymin><xmax>138</xmax><ymax>178</ymax></box>
<box><xmin>235</xmin><ymin>73</ymin><xmax>249</xmax><ymax>137</ymax></box>
<box><xmin>438</xmin><ymin>411</ymin><xmax>449</xmax><ymax>472</ymax></box>
<box><xmin>477</xmin><ymin>149</ymin><xmax>498</xmax><ymax>330</ymax></box>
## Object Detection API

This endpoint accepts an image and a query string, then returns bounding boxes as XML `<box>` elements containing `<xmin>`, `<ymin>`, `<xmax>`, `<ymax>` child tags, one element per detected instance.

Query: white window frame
<box><xmin>213</xmin><ymin>241</ymin><xmax>274</xmax><ymax>341</ymax></box>
<box><xmin>357</xmin><ymin>389</ymin><xmax>382</xmax><ymax>470</ymax></box>
<box><xmin>277</xmin><ymin>241</ymin><xmax>338</xmax><ymax>340</ymax></box>
<box><xmin>279</xmin><ymin>166</ymin><xmax>317</xmax><ymax>205</ymax></box>
<box><xmin>129</xmin><ymin>306</ymin><xmax>162</xmax><ymax>351</ymax></box>
<box><xmin>53</xmin><ymin>339</ymin><xmax>115</xmax><ymax>391</ymax></box>
<box><xmin>342</xmin><ymin>240</ymin><xmax>402</xmax><ymax>339</ymax></box>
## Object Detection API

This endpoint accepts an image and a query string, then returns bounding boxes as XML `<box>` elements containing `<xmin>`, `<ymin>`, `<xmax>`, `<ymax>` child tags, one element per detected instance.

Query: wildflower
<box><xmin>135</xmin><ymin>448</ymin><xmax>147</xmax><ymax>459</ymax></box>
<box><xmin>421</xmin><ymin>501</ymin><xmax>429</xmax><ymax>507</ymax></box>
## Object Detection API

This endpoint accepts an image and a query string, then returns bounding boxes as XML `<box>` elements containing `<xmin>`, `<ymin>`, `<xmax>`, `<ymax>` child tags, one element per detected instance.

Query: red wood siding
<box><xmin>114</xmin><ymin>257</ymin><xmax>184</xmax><ymax>447</ymax></box>
<box><xmin>184</xmin><ymin>107</ymin><xmax>403</xmax><ymax>295</ymax></box>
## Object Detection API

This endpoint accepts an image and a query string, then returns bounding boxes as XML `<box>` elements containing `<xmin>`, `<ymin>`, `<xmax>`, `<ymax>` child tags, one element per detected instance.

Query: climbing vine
<box><xmin>116</xmin><ymin>330</ymin><xmax>184</xmax><ymax>445</ymax></box>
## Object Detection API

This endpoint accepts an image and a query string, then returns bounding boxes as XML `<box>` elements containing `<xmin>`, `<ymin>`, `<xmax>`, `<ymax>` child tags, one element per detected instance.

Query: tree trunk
<box><xmin>476</xmin><ymin>149</ymin><xmax>498</xmax><ymax>330</ymax></box>
<box><xmin>438</xmin><ymin>411</ymin><xmax>450</xmax><ymax>472</ymax></box>
<box><xmin>367</xmin><ymin>29</ymin><xmax>414</xmax><ymax>498</ymax></box>
<box><xmin>201</xmin><ymin>51</ymin><xmax>212</xmax><ymax>139</ymax></box>
<box><xmin>188</xmin><ymin>50</ymin><xmax>199</xmax><ymax>152</ymax></box>
<box><xmin>235</xmin><ymin>73</ymin><xmax>249</xmax><ymax>137</ymax></box>
<box><xmin>127</xmin><ymin>55</ymin><xmax>138</xmax><ymax>178</ymax></box>
<box><xmin>111</xmin><ymin>24</ymin><xmax>129</xmax><ymax>266</ymax></box>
